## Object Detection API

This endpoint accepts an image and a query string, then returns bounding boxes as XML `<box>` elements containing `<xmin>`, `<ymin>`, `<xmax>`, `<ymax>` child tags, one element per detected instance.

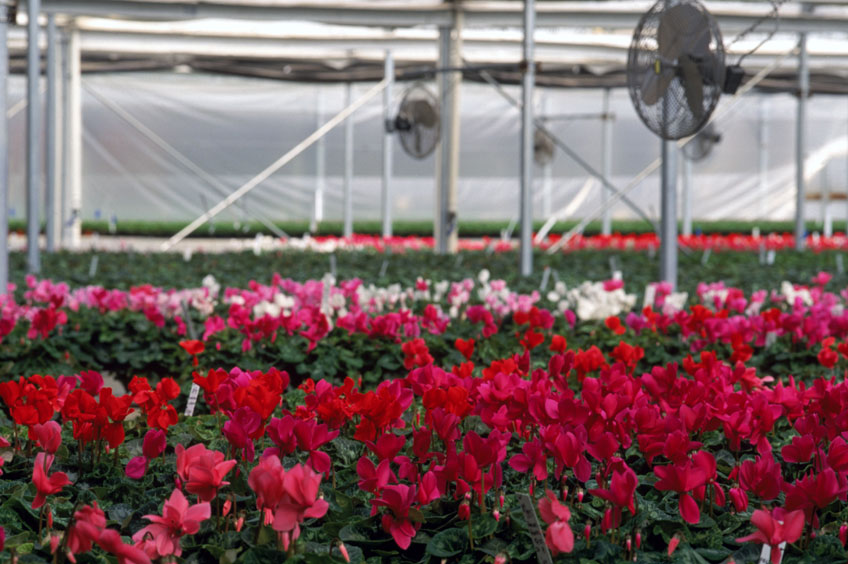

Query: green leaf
<box><xmin>426</xmin><ymin>528</ymin><xmax>468</xmax><ymax>558</ymax></box>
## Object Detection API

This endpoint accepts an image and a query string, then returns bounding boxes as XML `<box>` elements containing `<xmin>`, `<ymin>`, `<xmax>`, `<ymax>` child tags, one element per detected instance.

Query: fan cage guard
<box><xmin>396</xmin><ymin>83</ymin><xmax>441</xmax><ymax>160</ymax></box>
<box><xmin>626</xmin><ymin>0</ymin><xmax>726</xmax><ymax>141</ymax></box>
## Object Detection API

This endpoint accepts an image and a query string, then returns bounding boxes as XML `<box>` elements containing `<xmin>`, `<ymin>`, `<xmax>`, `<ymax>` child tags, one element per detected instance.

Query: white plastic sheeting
<box><xmin>5</xmin><ymin>71</ymin><xmax>848</xmax><ymax>226</ymax></box>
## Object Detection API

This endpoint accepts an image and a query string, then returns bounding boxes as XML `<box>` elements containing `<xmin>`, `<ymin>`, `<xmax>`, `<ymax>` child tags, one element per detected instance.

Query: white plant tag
<box><xmin>182</xmin><ymin>299</ymin><xmax>201</xmax><ymax>417</ymax></box>
<box><xmin>766</xmin><ymin>250</ymin><xmax>775</xmax><ymax>265</ymax></box>
<box><xmin>701</xmin><ymin>248</ymin><xmax>711</xmax><ymax>265</ymax></box>
<box><xmin>758</xmin><ymin>541</ymin><xmax>786</xmax><ymax>564</ymax></box>
<box><xmin>517</xmin><ymin>494</ymin><xmax>554</xmax><ymax>564</ymax></box>
<box><xmin>643</xmin><ymin>284</ymin><xmax>657</xmax><ymax>309</ymax></box>
<box><xmin>329</xmin><ymin>253</ymin><xmax>337</xmax><ymax>278</ymax></box>
<box><xmin>837</xmin><ymin>254</ymin><xmax>844</xmax><ymax>274</ymax></box>
<box><xmin>540</xmin><ymin>267</ymin><xmax>551</xmax><ymax>291</ymax></box>
<box><xmin>88</xmin><ymin>255</ymin><xmax>99</xmax><ymax>277</ymax></box>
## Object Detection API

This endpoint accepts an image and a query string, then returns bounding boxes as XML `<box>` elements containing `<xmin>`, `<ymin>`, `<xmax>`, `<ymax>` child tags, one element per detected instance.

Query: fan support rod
<box><xmin>519</xmin><ymin>0</ymin><xmax>535</xmax><ymax>276</ymax></box>
<box><xmin>46</xmin><ymin>15</ymin><xmax>60</xmax><ymax>254</ymax></box>
<box><xmin>161</xmin><ymin>77</ymin><xmax>389</xmax><ymax>251</ymax></box>
<box><xmin>601</xmin><ymin>88</ymin><xmax>613</xmax><ymax>236</ymax></box>
<box><xmin>660</xmin><ymin>139</ymin><xmax>678</xmax><ymax>290</ymax></box>
<box><xmin>681</xmin><ymin>155</ymin><xmax>693</xmax><ymax>237</ymax></box>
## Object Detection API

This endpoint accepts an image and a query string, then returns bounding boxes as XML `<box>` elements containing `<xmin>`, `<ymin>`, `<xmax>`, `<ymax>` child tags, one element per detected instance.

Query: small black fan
<box><xmin>389</xmin><ymin>84</ymin><xmax>440</xmax><ymax>160</ymax></box>
<box><xmin>533</xmin><ymin>128</ymin><xmax>555</xmax><ymax>166</ymax></box>
<box><xmin>627</xmin><ymin>0</ymin><xmax>726</xmax><ymax>140</ymax></box>
<box><xmin>682</xmin><ymin>122</ymin><xmax>721</xmax><ymax>162</ymax></box>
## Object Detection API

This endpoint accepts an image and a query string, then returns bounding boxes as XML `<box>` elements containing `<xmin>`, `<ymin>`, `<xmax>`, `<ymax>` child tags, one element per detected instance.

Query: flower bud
<box><xmin>668</xmin><ymin>534</ymin><xmax>681</xmax><ymax>557</ymax></box>
<box><xmin>493</xmin><ymin>510</ymin><xmax>501</xmax><ymax>522</ymax></box>
<box><xmin>577</xmin><ymin>488</ymin><xmax>584</xmax><ymax>503</ymax></box>
<box><xmin>626</xmin><ymin>535</ymin><xmax>632</xmax><ymax>552</ymax></box>
<box><xmin>635</xmin><ymin>530</ymin><xmax>642</xmax><ymax>549</ymax></box>
<box><xmin>338</xmin><ymin>541</ymin><xmax>351</xmax><ymax>563</ymax></box>
<box><xmin>49</xmin><ymin>534</ymin><xmax>60</xmax><ymax>555</ymax></box>
<box><xmin>458</xmin><ymin>502</ymin><xmax>471</xmax><ymax>521</ymax></box>
<box><xmin>222</xmin><ymin>499</ymin><xmax>232</xmax><ymax>517</ymax></box>
<box><xmin>235</xmin><ymin>515</ymin><xmax>245</xmax><ymax>532</ymax></box>
<box><xmin>494</xmin><ymin>554</ymin><xmax>508</xmax><ymax>564</ymax></box>
<box><xmin>840</xmin><ymin>522</ymin><xmax>847</xmax><ymax>547</ymax></box>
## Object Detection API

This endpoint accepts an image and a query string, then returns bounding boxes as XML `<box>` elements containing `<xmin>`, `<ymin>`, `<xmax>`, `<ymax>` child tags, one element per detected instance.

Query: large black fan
<box><xmin>626</xmin><ymin>0</ymin><xmax>726</xmax><ymax>140</ymax></box>
<box><xmin>390</xmin><ymin>84</ymin><xmax>440</xmax><ymax>159</ymax></box>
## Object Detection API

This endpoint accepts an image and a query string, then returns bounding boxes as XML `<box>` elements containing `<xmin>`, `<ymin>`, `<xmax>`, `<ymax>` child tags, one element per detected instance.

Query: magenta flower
<box><xmin>132</xmin><ymin>488</ymin><xmax>210</xmax><ymax>558</ymax></box>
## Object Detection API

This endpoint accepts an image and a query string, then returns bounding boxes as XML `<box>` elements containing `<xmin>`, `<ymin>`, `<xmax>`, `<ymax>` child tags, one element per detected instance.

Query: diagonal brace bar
<box><xmin>475</xmin><ymin>66</ymin><xmax>659</xmax><ymax>235</ymax></box>
<box><xmin>547</xmin><ymin>48</ymin><xmax>798</xmax><ymax>254</ymax></box>
<box><xmin>83</xmin><ymin>82</ymin><xmax>287</xmax><ymax>239</ymax></box>
<box><xmin>161</xmin><ymin>78</ymin><xmax>390</xmax><ymax>251</ymax></box>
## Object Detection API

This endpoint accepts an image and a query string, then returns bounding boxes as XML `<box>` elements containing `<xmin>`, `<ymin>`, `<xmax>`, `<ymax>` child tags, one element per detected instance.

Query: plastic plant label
<box><xmin>643</xmin><ymin>284</ymin><xmax>657</xmax><ymax>310</ymax></box>
<box><xmin>758</xmin><ymin>541</ymin><xmax>786</xmax><ymax>564</ymax></box>
<box><xmin>517</xmin><ymin>494</ymin><xmax>554</xmax><ymax>564</ymax></box>
<box><xmin>182</xmin><ymin>299</ymin><xmax>201</xmax><ymax>417</ymax></box>
<box><xmin>540</xmin><ymin>267</ymin><xmax>551</xmax><ymax>291</ymax></box>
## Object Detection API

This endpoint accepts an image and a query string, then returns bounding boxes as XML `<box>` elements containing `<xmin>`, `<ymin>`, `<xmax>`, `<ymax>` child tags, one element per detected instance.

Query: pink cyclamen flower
<box><xmin>371</xmin><ymin>484</ymin><xmax>420</xmax><ymax>549</ymax></box>
<box><xmin>32</xmin><ymin>452</ymin><xmax>71</xmax><ymax>509</ymax></box>
<box><xmin>538</xmin><ymin>489</ymin><xmax>574</xmax><ymax>556</ymax></box>
<box><xmin>273</xmin><ymin>463</ymin><xmax>330</xmax><ymax>536</ymax></box>
<box><xmin>32</xmin><ymin>421</ymin><xmax>62</xmax><ymax>454</ymax></box>
<box><xmin>175</xmin><ymin>443</ymin><xmax>237</xmax><ymax>502</ymax></box>
<box><xmin>736</xmin><ymin>508</ymin><xmax>805</xmax><ymax>564</ymax></box>
<box><xmin>132</xmin><ymin>488</ymin><xmax>210</xmax><ymax>558</ymax></box>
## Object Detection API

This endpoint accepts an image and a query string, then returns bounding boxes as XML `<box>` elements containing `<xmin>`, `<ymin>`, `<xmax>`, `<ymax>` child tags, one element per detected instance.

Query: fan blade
<box><xmin>678</xmin><ymin>54</ymin><xmax>704</xmax><ymax>121</ymax></box>
<box><xmin>414</xmin><ymin>125</ymin><xmax>423</xmax><ymax>156</ymax></box>
<box><xmin>658</xmin><ymin>3</ymin><xmax>710</xmax><ymax>60</ymax></box>
<box><xmin>640</xmin><ymin>67</ymin><xmax>674</xmax><ymax>106</ymax></box>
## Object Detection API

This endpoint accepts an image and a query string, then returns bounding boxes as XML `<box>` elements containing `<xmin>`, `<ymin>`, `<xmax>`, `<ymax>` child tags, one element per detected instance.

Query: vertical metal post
<box><xmin>681</xmin><ymin>154</ymin><xmax>693</xmax><ymax>237</ymax></box>
<box><xmin>0</xmin><ymin>5</ymin><xmax>9</xmax><ymax>292</ymax></box>
<box><xmin>67</xmin><ymin>27</ymin><xmax>82</xmax><ymax>248</ymax></box>
<box><xmin>344</xmin><ymin>82</ymin><xmax>354</xmax><ymax>238</ymax></box>
<box><xmin>45</xmin><ymin>14</ymin><xmax>58</xmax><ymax>252</ymax></box>
<box><xmin>660</xmin><ymin>140</ymin><xmax>678</xmax><ymax>289</ymax></box>
<box><xmin>601</xmin><ymin>88</ymin><xmax>613</xmax><ymax>236</ymax></box>
<box><xmin>311</xmin><ymin>87</ymin><xmax>325</xmax><ymax>233</ymax></box>
<box><xmin>436</xmin><ymin>8</ymin><xmax>461</xmax><ymax>254</ymax></box>
<box><xmin>60</xmin><ymin>28</ymin><xmax>70</xmax><ymax>246</ymax></box>
<box><xmin>26</xmin><ymin>0</ymin><xmax>41</xmax><ymax>273</ymax></box>
<box><xmin>794</xmin><ymin>9</ymin><xmax>811</xmax><ymax>251</ymax></box>
<box><xmin>758</xmin><ymin>96</ymin><xmax>768</xmax><ymax>220</ymax></box>
<box><xmin>540</xmin><ymin>93</ymin><xmax>551</xmax><ymax>218</ymax></box>
<box><xmin>381</xmin><ymin>51</ymin><xmax>393</xmax><ymax>238</ymax></box>
<box><xmin>519</xmin><ymin>0</ymin><xmax>535</xmax><ymax>276</ymax></box>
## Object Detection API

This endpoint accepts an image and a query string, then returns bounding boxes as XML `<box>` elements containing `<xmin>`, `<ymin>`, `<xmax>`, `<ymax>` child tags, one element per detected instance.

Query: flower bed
<box><xmin>2</xmin><ymin>269</ymin><xmax>848</xmax><ymax>562</ymax></box>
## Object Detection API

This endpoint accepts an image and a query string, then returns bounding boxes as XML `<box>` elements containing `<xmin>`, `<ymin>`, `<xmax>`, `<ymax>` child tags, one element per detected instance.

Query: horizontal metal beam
<box><xmin>6</xmin><ymin>26</ymin><xmax>848</xmax><ymax>72</ymax></box>
<box><xmin>33</xmin><ymin>0</ymin><xmax>848</xmax><ymax>34</ymax></box>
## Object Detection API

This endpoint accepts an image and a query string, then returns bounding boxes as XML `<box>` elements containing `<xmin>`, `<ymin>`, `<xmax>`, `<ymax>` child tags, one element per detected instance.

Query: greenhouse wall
<box><xmin>6</xmin><ymin>71</ymin><xmax>848</xmax><ymax>226</ymax></box>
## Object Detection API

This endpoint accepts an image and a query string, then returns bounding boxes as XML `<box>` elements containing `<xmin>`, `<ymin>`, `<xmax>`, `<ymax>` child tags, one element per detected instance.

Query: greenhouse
<box><xmin>1</xmin><ymin>1</ymin><xmax>848</xmax><ymax>563</ymax></box>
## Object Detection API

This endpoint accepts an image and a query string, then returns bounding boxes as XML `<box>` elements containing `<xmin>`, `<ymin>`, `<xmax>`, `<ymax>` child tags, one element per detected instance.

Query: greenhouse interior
<box><xmin>2</xmin><ymin>1</ymin><xmax>848</xmax><ymax>563</ymax></box>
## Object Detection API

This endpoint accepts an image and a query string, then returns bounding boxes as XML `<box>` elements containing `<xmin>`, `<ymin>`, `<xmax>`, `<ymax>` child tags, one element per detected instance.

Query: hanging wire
<box><xmin>725</xmin><ymin>0</ymin><xmax>792</xmax><ymax>66</ymax></box>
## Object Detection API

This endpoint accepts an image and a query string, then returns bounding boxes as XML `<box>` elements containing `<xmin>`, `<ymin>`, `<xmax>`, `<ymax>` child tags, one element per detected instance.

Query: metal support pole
<box><xmin>758</xmin><ymin>96</ymin><xmax>768</xmax><ymax>221</ymax></box>
<box><xmin>660</xmin><ymin>140</ymin><xmax>678</xmax><ymax>289</ymax></box>
<box><xmin>681</xmin><ymin>154</ymin><xmax>693</xmax><ymax>237</ymax></box>
<box><xmin>344</xmin><ymin>82</ymin><xmax>354</xmax><ymax>238</ymax></box>
<box><xmin>794</xmin><ymin>8</ymin><xmax>811</xmax><ymax>251</ymax></box>
<box><xmin>436</xmin><ymin>8</ymin><xmax>461</xmax><ymax>254</ymax></box>
<box><xmin>519</xmin><ymin>0</ymin><xmax>535</xmax><ymax>276</ymax></box>
<box><xmin>311</xmin><ymin>87</ymin><xmax>325</xmax><ymax>233</ymax></box>
<box><xmin>0</xmin><ymin>5</ymin><xmax>9</xmax><ymax>292</ymax></box>
<box><xmin>67</xmin><ymin>28</ymin><xmax>82</xmax><ymax>248</ymax></box>
<box><xmin>601</xmin><ymin>88</ymin><xmax>613</xmax><ymax>236</ymax></box>
<box><xmin>540</xmin><ymin>93</ymin><xmax>551</xmax><ymax>218</ymax></box>
<box><xmin>59</xmin><ymin>28</ymin><xmax>69</xmax><ymax>246</ymax></box>
<box><xmin>381</xmin><ymin>51</ymin><xmax>393</xmax><ymax>238</ymax></box>
<box><xmin>26</xmin><ymin>0</ymin><xmax>41</xmax><ymax>273</ymax></box>
<box><xmin>45</xmin><ymin>14</ymin><xmax>58</xmax><ymax>252</ymax></box>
